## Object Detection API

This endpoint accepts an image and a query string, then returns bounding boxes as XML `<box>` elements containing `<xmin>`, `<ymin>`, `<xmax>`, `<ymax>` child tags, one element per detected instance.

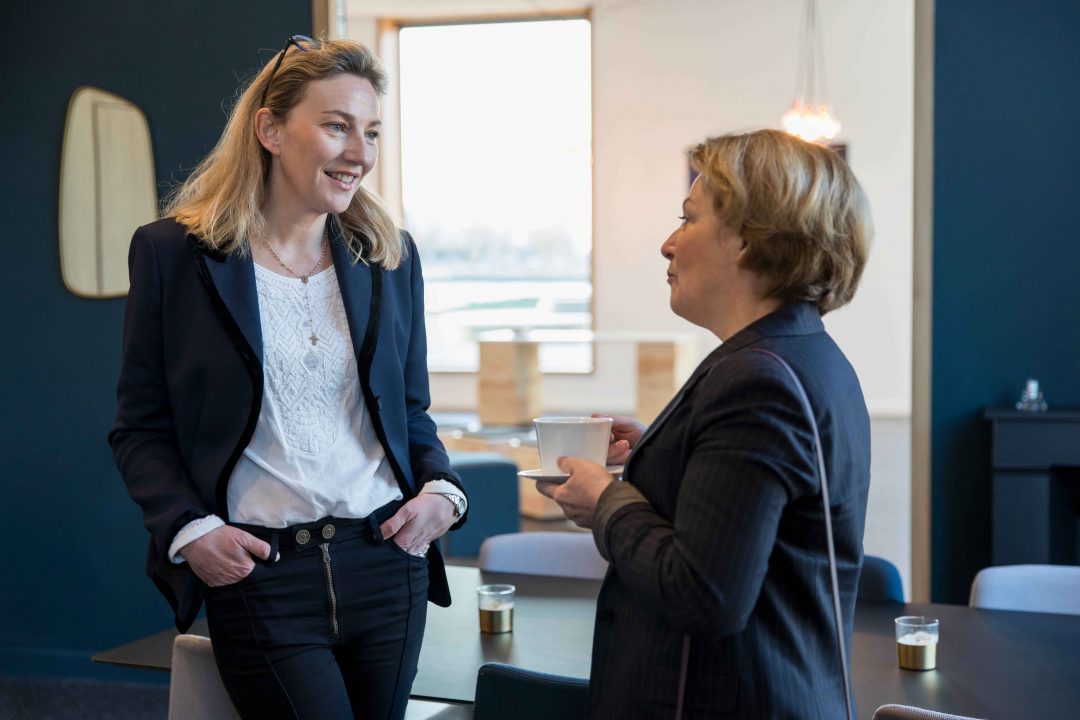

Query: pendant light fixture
<box><xmin>781</xmin><ymin>0</ymin><xmax>841</xmax><ymax>144</ymax></box>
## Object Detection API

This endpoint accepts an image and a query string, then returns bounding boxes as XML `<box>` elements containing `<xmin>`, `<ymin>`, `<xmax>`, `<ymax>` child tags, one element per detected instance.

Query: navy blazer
<box><xmin>588</xmin><ymin>303</ymin><xmax>870</xmax><ymax>719</ymax></box>
<box><xmin>109</xmin><ymin>217</ymin><xmax>466</xmax><ymax>632</ymax></box>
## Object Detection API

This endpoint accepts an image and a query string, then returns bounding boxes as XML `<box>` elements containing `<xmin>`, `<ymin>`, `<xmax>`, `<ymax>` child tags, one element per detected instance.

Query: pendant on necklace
<box><xmin>309</xmin><ymin>334</ymin><xmax>318</xmax><ymax>346</ymax></box>
<box><xmin>302</xmin><ymin>348</ymin><xmax>321</xmax><ymax>371</ymax></box>
<box><xmin>301</xmin><ymin>276</ymin><xmax>309</xmax><ymax>284</ymax></box>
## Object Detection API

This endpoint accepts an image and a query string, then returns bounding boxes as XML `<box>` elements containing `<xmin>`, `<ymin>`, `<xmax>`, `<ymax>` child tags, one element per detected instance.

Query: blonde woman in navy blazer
<box><xmin>540</xmin><ymin>130</ymin><xmax>874</xmax><ymax>719</ymax></box>
<box><xmin>110</xmin><ymin>38</ymin><xmax>467</xmax><ymax>719</ymax></box>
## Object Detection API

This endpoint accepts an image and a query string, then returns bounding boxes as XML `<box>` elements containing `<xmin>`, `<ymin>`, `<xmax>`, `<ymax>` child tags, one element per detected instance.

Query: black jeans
<box><xmin>205</xmin><ymin>501</ymin><xmax>429</xmax><ymax>720</ymax></box>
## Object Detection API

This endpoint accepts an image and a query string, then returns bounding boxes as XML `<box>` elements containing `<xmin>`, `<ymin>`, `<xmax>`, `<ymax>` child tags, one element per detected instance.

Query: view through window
<box><xmin>398</xmin><ymin>18</ymin><xmax>593</xmax><ymax>372</ymax></box>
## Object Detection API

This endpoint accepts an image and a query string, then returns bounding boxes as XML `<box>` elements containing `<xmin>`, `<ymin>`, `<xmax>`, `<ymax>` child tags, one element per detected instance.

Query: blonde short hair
<box><xmin>689</xmin><ymin>129</ymin><xmax>873</xmax><ymax>314</ymax></box>
<box><xmin>165</xmin><ymin>38</ymin><xmax>404</xmax><ymax>268</ymax></box>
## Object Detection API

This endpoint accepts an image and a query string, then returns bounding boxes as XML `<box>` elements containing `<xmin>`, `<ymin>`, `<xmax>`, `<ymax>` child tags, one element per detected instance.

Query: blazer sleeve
<box><xmin>594</xmin><ymin>354</ymin><xmax>817</xmax><ymax>640</ymax></box>
<box><xmin>108</xmin><ymin>227</ymin><xmax>212</xmax><ymax>565</ymax></box>
<box><xmin>400</xmin><ymin>233</ymin><xmax>468</xmax><ymax>526</ymax></box>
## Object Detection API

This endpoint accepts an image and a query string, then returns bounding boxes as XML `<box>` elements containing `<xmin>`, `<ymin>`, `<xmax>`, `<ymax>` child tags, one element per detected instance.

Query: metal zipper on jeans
<box><xmin>320</xmin><ymin>543</ymin><xmax>340</xmax><ymax>640</ymax></box>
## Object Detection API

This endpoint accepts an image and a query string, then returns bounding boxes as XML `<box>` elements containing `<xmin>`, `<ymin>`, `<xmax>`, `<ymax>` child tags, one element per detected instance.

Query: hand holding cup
<box><xmin>532</xmin><ymin>416</ymin><xmax>619</xmax><ymax>528</ymax></box>
<box><xmin>593</xmin><ymin>412</ymin><xmax>646</xmax><ymax>465</ymax></box>
<box><xmin>536</xmin><ymin>457</ymin><xmax>615</xmax><ymax>528</ymax></box>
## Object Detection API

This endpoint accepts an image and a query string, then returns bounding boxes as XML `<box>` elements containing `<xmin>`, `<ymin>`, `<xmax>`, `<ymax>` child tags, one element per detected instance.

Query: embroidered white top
<box><xmin>168</xmin><ymin>262</ymin><xmax>463</xmax><ymax>561</ymax></box>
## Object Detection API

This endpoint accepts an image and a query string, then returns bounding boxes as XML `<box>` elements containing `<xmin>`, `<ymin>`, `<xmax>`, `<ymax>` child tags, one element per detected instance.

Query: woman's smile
<box><xmin>325</xmin><ymin>170</ymin><xmax>359</xmax><ymax>190</ymax></box>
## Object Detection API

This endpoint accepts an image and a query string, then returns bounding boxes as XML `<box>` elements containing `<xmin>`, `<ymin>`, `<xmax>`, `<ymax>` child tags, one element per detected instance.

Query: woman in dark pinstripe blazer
<box><xmin>539</xmin><ymin>129</ymin><xmax>874</xmax><ymax>719</ymax></box>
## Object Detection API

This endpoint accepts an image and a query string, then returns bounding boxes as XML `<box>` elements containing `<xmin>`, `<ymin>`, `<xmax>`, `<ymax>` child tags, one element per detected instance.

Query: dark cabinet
<box><xmin>985</xmin><ymin>409</ymin><xmax>1080</xmax><ymax>565</ymax></box>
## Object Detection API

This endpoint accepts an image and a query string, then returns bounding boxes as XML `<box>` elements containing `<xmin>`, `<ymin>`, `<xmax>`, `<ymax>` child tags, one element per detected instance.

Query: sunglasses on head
<box><xmin>260</xmin><ymin>34</ymin><xmax>317</xmax><ymax>108</ymax></box>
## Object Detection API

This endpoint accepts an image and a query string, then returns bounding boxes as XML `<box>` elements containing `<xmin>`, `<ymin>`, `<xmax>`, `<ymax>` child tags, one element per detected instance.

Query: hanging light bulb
<box><xmin>781</xmin><ymin>0</ymin><xmax>841</xmax><ymax>144</ymax></box>
<box><xmin>782</xmin><ymin>101</ymin><xmax>841</xmax><ymax>143</ymax></box>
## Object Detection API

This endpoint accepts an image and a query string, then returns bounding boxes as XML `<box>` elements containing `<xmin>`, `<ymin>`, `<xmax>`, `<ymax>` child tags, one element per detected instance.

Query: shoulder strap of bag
<box><xmin>751</xmin><ymin>348</ymin><xmax>854</xmax><ymax>720</ymax></box>
<box><xmin>673</xmin><ymin>348</ymin><xmax>854</xmax><ymax>720</ymax></box>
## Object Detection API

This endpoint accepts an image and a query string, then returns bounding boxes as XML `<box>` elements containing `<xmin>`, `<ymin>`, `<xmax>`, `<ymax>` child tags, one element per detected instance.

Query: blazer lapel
<box><xmin>328</xmin><ymin>219</ymin><xmax>372</xmax><ymax>365</ymax></box>
<box><xmin>632</xmin><ymin>337</ymin><xmax>741</xmax><ymax>452</ymax></box>
<box><xmin>633</xmin><ymin>365</ymin><xmax>711</xmax><ymax>452</ymax></box>
<box><xmin>201</xmin><ymin>244</ymin><xmax>263</xmax><ymax>363</ymax></box>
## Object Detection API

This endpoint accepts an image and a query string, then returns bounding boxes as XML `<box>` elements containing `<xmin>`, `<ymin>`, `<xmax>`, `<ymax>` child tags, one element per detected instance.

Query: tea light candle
<box><xmin>895</xmin><ymin>616</ymin><xmax>939</xmax><ymax>670</ymax></box>
<box><xmin>477</xmin><ymin>584</ymin><xmax>516</xmax><ymax>634</ymax></box>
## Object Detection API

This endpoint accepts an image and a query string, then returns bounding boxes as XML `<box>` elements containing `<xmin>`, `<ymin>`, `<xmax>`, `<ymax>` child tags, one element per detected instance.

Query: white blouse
<box><xmin>169</xmin><ymin>262</ymin><xmax>463</xmax><ymax>561</ymax></box>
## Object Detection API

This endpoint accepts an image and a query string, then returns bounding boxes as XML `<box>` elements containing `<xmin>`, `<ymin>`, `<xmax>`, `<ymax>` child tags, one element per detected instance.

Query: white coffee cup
<box><xmin>533</xmin><ymin>417</ymin><xmax>613</xmax><ymax>475</ymax></box>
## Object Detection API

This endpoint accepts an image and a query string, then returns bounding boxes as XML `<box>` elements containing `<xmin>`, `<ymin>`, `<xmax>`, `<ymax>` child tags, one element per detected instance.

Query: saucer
<box><xmin>517</xmin><ymin>465</ymin><xmax>624</xmax><ymax>483</ymax></box>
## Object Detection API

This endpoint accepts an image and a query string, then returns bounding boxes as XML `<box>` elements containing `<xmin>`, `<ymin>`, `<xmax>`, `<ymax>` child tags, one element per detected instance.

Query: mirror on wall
<box><xmin>59</xmin><ymin>86</ymin><xmax>158</xmax><ymax>298</ymax></box>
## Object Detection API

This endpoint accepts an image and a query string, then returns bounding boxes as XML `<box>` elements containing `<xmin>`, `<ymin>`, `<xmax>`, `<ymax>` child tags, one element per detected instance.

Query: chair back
<box><xmin>872</xmin><ymin>704</ymin><xmax>984</xmax><ymax>720</ymax></box>
<box><xmin>969</xmin><ymin>564</ymin><xmax>1080</xmax><ymax>615</ymax></box>
<box><xmin>474</xmin><ymin>662</ymin><xmax>588</xmax><ymax>720</ymax></box>
<box><xmin>443</xmin><ymin>452</ymin><xmax>520</xmax><ymax>557</ymax></box>
<box><xmin>858</xmin><ymin>555</ymin><xmax>905</xmax><ymax>602</ymax></box>
<box><xmin>168</xmin><ymin>634</ymin><xmax>240</xmax><ymax>720</ymax></box>
<box><xmin>477</xmin><ymin>532</ymin><xmax>608</xmax><ymax>579</ymax></box>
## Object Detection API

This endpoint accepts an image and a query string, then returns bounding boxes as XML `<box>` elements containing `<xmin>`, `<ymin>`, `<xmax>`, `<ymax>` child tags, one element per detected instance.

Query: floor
<box><xmin>0</xmin><ymin>676</ymin><xmax>472</xmax><ymax>720</ymax></box>
<box><xmin>0</xmin><ymin>676</ymin><xmax>167</xmax><ymax>720</ymax></box>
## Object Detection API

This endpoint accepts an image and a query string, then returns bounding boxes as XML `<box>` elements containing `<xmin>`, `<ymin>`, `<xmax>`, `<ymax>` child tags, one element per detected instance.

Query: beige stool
<box><xmin>168</xmin><ymin>633</ymin><xmax>467</xmax><ymax>719</ymax></box>
<box><xmin>168</xmin><ymin>634</ymin><xmax>239</xmax><ymax>720</ymax></box>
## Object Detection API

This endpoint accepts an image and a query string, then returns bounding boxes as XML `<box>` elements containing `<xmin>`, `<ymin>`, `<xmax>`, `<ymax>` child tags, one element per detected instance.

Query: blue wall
<box><xmin>0</xmin><ymin>0</ymin><xmax>308</xmax><ymax>679</ymax></box>
<box><xmin>932</xmin><ymin>0</ymin><xmax>1080</xmax><ymax>602</ymax></box>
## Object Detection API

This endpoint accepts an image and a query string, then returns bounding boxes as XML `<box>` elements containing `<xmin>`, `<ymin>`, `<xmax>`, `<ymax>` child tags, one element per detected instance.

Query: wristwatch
<box><xmin>437</xmin><ymin>492</ymin><xmax>466</xmax><ymax>519</ymax></box>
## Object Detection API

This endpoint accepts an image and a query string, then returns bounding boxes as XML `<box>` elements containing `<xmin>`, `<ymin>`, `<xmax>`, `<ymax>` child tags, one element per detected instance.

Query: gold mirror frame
<box><xmin>59</xmin><ymin>86</ymin><xmax>158</xmax><ymax>299</ymax></box>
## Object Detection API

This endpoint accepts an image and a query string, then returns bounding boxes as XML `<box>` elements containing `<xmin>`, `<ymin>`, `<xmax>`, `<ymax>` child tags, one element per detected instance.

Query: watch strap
<box><xmin>437</xmin><ymin>492</ymin><xmax>464</xmax><ymax>518</ymax></box>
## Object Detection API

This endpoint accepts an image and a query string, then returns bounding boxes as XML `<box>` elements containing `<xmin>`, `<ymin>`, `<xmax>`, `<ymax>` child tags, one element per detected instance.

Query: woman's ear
<box><xmin>254</xmin><ymin>108</ymin><xmax>281</xmax><ymax>156</ymax></box>
<box><xmin>734</xmin><ymin>233</ymin><xmax>750</xmax><ymax>258</ymax></box>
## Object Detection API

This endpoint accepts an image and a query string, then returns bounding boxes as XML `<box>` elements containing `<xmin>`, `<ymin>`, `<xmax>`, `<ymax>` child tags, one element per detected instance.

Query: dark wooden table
<box><xmin>96</xmin><ymin>566</ymin><xmax>1080</xmax><ymax>718</ymax></box>
<box><xmin>852</xmin><ymin>600</ymin><xmax>1080</xmax><ymax>718</ymax></box>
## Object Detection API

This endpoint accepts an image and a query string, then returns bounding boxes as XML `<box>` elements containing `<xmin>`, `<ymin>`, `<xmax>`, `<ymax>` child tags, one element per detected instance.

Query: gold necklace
<box><xmin>263</xmin><ymin>233</ymin><xmax>329</xmax><ymax>350</ymax></box>
<box><xmin>263</xmin><ymin>237</ymin><xmax>328</xmax><ymax>284</ymax></box>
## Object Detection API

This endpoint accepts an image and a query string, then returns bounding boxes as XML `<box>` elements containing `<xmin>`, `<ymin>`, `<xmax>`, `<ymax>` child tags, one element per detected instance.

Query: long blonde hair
<box><xmin>165</xmin><ymin>38</ymin><xmax>404</xmax><ymax>269</ymax></box>
<box><xmin>690</xmin><ymin>129</ymin><xmax>873</xmax><ymax>315</ymax></box>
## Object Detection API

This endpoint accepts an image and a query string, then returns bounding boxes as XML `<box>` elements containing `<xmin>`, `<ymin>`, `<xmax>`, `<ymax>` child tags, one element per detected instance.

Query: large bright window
<box><xmin>397</xmin><ymin>18</ymin><xmax>593</xmax><ymax>372</ymax></box>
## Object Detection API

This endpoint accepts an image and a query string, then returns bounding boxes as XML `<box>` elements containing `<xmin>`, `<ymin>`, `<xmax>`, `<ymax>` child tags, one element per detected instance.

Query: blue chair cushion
<box><xmin>442</xmin><ymin>452</ymin><xmax>520</xmax><ymax>557</ymax></box>
<box><xmin>858</xmin><ymin>555</ymin><xmax>904</xmax><ymax>603</ymax></box>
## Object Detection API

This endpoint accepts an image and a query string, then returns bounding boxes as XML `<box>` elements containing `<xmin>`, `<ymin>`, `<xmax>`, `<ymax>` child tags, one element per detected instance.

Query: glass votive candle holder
<box><xmin>895</xmin><ymin>616</ymin><xmax>939</xmax><ymax>670</ymax></box>
<box><xmin>477</xmin><ymin>584</ymin><xmax>515</xmax><ymax>634</ymax></box>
